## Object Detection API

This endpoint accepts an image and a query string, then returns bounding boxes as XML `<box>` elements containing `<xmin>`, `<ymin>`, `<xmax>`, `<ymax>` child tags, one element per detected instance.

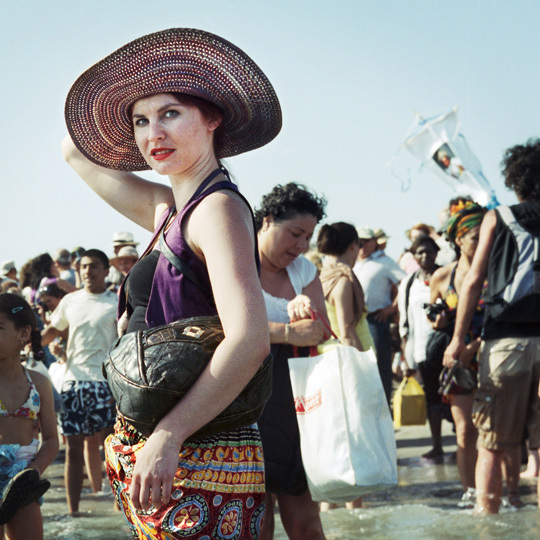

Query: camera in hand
<box><xmin>423</xmin><ymin>298</ymin><xmax>449</xmax><ymax>322</ymax></box>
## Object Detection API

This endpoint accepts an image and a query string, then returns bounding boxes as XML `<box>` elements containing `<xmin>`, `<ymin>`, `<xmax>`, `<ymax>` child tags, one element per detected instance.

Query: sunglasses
<box><xmin>357</xmin><ymin>238</ymin><xmax>373</xmax><ymax>248</ymax></box>
<box><xmin>38</xmin><ymin>284</ymin><xmax>58</xmax><ymax>296</ymax></box>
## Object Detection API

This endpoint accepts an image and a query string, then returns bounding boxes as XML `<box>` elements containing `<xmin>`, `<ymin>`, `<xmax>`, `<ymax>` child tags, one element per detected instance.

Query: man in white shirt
<box><xmin>354</xmin><ymin>227</ymin><xmax>405</xmax><ymax>402</ymax></box>
<box><xmin>42</xmin><ymin>249</ymin><xmax>118</xmax><ymax>514</ymax></box>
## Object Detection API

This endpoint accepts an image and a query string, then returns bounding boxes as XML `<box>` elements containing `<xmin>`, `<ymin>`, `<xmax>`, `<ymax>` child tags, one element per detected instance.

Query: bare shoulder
<box><xmin>190</xmin><ymin>188</ymin><xmax>253</xmax><ymax>230</ymax></box>
<box><xmin>432</xmin><ymin>264</ymin><xmax>453</xmax><ymax>282</ymax></box>
<box><xmin>185</xmin><ymin>189</ymin><xmax>255</xmax><ymax>262</ymax></box>
<box><xmin>430</xmin><ymin>263</ymin><xmax>454</xmax><ymax>292</ymax></box>
<box><xmin>198</xmin><ymin>188</ymin><xmax>250</xmax><ymax>214</ymax></box>
<box><xmin>333</xmin><ymin>275</ymin><xmax>352</xmax><ymax>294</ymax></box>
<box><xmin>26</xmin><ymin>369</ymin><xmax>52</xmax><ymax>393</ymax></box>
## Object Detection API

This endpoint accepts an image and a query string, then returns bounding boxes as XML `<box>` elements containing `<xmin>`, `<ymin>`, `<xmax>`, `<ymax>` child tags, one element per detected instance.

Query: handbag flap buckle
<box><xmin>182</xmin><ymin>326</ymin><xmax>205</xmax><ymax>339</ymax></box>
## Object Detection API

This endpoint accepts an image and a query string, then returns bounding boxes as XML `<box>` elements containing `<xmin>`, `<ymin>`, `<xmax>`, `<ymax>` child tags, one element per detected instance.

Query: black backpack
<box><xmin>484</xmin><ymin>204</ymin><xmax>540</xmax><ymax>322</ymax></box>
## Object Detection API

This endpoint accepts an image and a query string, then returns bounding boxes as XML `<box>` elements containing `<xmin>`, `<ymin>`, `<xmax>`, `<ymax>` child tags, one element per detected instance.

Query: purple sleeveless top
<box><xmin>118</xmin><ymin>177</ymin><xmax>257</xmax><ymax>328</ymax></box>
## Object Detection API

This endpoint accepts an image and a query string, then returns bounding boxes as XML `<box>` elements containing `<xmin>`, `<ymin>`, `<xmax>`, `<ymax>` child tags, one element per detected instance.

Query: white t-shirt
<box><xmin>353</xmin><ymin>254</ymin><xmax>405</xmax><ymax>313</ymax></box>
<box><xmin>263</xmin><ymin>256</ymin><xmax>317</xmax><ymax>323</ymax></box>
<box><xmin>397</xmin><ymin>273</ymin><xmax>433</xmax><ymax>369</ymax></box>
<box><xmin>51</xmin><ymin>289</ymin><xmax>118</xmax><ymax>382</ymax></box>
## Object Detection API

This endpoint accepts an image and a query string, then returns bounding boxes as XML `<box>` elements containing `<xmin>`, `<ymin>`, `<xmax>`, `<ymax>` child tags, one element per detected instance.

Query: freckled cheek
<box><xmin>133</xmin><ymin>133</ymin><xmax>147</xmax><ymax>154</ymax></box>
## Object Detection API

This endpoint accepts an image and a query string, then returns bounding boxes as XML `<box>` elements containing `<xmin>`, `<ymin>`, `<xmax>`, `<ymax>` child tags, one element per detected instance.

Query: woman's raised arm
<box><xmin>61</xmin><ymin>135</ymin><xmax>174</xmax><ymax>231</ymax></box>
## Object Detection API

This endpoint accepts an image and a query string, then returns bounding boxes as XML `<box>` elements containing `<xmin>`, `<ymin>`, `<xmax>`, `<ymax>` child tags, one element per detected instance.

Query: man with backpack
<box><xmin>444</xmin><ymin>139</ymin><xmax>540</xmax><ymax>514</ymax></box>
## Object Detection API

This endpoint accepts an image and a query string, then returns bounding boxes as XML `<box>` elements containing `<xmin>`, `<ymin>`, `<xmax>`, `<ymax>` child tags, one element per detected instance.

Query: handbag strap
<box><xmin>157</xmin><ymin>168</ymin><xmax>231</xmax><ymax>304</ymax></box>
<box><xmin>312</xmin><ymin>309</ymin><xmax>338</xmax><ymax>340</ymax></box>
<box><xmin>159</xmin><ymin>230</ymin><xmax>212</xmax><ymax>298</ymax></box>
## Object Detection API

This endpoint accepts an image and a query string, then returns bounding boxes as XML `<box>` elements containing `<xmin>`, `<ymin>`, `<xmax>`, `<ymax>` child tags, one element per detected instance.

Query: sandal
<box><xmin>0</xmin><ymin>468</ymin><xmax>51</xmax><ymax>524</ymax></box>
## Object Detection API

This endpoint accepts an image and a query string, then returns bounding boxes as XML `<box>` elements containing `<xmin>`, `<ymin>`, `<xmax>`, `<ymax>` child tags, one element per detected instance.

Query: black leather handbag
<box><xmin>103</xmin><ymin>206</ymin><xmax>272</xmax><ymax>439</ymax></box>
<box><xmin>103</xmin><ymin>315</ymin><xmax>272</xmax><ymax>438</ymax></box>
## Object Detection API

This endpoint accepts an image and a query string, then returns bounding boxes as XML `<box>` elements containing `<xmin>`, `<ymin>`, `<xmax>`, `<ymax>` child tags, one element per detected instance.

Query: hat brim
<box><xmin>65</xmin><ymin>28</ymin><xmax>282</xmax><ymax>171</ymax></box>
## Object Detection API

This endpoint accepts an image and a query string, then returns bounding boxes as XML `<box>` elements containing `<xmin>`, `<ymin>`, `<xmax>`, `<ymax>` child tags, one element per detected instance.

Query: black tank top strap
<box><xmin>190</xmin><ymin>168</ymin><xmax>227</xmax><ymax>201</ymax></box>
<box><xmin>163</xmin><ymin>168</ymin><xmax>227</xmax><ymax>226</ymax></box>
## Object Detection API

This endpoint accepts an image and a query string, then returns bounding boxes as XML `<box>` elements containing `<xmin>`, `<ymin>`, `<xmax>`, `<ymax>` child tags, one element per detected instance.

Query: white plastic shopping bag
<box><xmin>288</xmin><ymin>343</ymin><xmax>397</xmax><ymax>502</ymax></box>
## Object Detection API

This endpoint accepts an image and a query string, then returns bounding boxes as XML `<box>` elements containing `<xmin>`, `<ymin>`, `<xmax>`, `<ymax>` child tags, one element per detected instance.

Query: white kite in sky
<box><xmin>398</xmin><ymin>107</ymin><xmax>499</xmax><ymax>209</ymax></box>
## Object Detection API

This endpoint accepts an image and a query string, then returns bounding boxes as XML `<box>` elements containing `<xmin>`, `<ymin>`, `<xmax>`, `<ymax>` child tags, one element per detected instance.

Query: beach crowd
<box><xmin>1</xmin><ymin>26</ymin><xmax>540</xmax><ymax>540</ymax></box>
<box><xmin>2</xmin><ymin>138</ymin><xmax>540</xmax><ymax>539</ymax></box>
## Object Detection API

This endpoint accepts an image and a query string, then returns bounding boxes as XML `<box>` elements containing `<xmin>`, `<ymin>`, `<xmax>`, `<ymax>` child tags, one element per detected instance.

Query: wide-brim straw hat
<box><xmin>65</xmin><ymin>28</ymin><xmax>282</xmax><ymax>171</ymax></box>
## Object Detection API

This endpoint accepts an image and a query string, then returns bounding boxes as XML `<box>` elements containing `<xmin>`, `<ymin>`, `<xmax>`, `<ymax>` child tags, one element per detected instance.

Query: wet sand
<box><xmin>40</xmin><ymin>421</ymin><xmax>539</xmax><ymax>539</ymax></box>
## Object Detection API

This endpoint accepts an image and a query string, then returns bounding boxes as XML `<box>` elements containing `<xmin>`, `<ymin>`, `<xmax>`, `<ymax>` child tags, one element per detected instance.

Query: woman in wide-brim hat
<box><xmin>63</xmin><ymin>28</ymin><xmax>281</xmax><ymax>538</ymax></box>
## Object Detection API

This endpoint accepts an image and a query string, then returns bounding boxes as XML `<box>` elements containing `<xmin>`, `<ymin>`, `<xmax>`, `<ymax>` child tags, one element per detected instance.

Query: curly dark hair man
<box><xmin>501</xmin><ymin>138</ymin><xmax>540</xmax><ymax>202</ymax></box>
<box><xmin>253</xmin><ymin>182</ymin><xmax>326</xmax><ymax>231</ymax></box>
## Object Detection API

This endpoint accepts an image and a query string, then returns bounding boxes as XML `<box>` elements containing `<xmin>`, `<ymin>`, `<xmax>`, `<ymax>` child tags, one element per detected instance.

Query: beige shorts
<box><xmin>472</xmin><ymin>337</ymin><xmax>540</xmax><ymax>451</ymax></box>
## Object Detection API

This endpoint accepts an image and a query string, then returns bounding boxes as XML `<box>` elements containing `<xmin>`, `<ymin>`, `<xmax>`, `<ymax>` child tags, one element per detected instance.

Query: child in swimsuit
<box><xmin>0</xmin><ymin>293</ymin><xmax>58</xmax><ymax>540</ymax></box>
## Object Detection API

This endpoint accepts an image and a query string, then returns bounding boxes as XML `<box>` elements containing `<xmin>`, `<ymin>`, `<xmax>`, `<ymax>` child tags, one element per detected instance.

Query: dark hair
<box><xmin>38</xmin><ymin>281</ymin><xmax>66</xmax><ymax>299</ymax></box>
<box><xmin>410</xmin><ymin>235</ymin><xmax>440</xmax><ymax>255</ymax></box>
<box><xmin>29</xmin><ymin>253</ymin><xmax>55</xmax><ymax>290</ymax></box>
<box><xmin>19</xmin><ymin>260</ymin><xmax>33</xmax><ymax>289</ymax></box>
<box><xmin>81</xmin><ymin>249</ymin><xmax>110</xmax><ymax>269</ymax></box>
<box><xmin>0</xmin><ymin>293</ymin><xmax>43</xmax><ymax>360</ymax></box>
<box><xmin>501</xmin><ymin>138</ymin><xmax>540</xmax><ymax>202</ymax></box>
<box><xmin>317</xmin><ymin>222</ymin><xmax>358</xmax><ymax>256</ymax></box>
<box><xmin>254</xmin><ymin>183</ymin><xmax>327</xmax><ymax>232</ymax></box>
<box><xmin>448</xmin><ymin>195</ymin><xmax>473</xmax><ymax>208</ymax></box>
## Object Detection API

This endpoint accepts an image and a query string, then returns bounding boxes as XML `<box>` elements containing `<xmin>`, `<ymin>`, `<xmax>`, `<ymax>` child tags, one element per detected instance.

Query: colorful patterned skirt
<box><xmin>105</xmin><ymin>417</ymin><xmax>266</xmax><ymax>539</ymax></box>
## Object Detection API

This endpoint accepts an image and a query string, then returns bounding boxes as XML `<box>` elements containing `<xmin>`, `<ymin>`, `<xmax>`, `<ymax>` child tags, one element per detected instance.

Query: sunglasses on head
<box><xmin>38</xmin><ymin>284</ymin><xmax>57</xmax><ymax>296</ymax></box>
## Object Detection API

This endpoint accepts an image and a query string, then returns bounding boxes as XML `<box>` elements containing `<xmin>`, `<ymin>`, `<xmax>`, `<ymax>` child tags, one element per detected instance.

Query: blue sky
<box><xmin>2</xmin><ymin>0</ymin><xmax>540</xmax><ymax>269</ymax></box>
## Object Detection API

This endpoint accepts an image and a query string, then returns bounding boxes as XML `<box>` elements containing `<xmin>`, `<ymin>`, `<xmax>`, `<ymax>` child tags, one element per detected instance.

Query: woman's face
<box><xmin>40</xmin><ymin>294</ymin><xmax>61</xmax><ymax>312</ymax></box>
<box><xmin>259</xmin><ymin>213</ymin><xmax>318</xmax><ymax>270</ymax></box>
<box><xmin>456</xmin><ymin>224</ymin><xmax>481</xmax><ymax>258</ymax></box>
<box><xmin>0</xmin><ymin>313</ymin><xmax>28</xmax><ymax>359</ymax></box>
<box><xmin>49</xmin><ymin>263</ymin><xmax>59</xmax><ymax>278</ymax></box>
<box><xmin>132</xmin><ymin>93</ymin><xmax>221</xmax><ymax>176</ymax></box>
<box><xmin>413</xmin><ymin>244</ymin><xmax>437</xmax><ymax>271</ymax></box>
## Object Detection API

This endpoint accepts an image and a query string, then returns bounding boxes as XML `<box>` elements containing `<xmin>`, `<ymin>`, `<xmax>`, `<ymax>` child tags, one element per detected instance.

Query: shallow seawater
<box><xmin>42</xmin><ymin>456</ymin><xmax>540</xmax><ymax>539</ymax></box>
<box><xmin>317</xmin><ymin>504</ymin><xmax>540</xmax><ymax>540</ymax></box>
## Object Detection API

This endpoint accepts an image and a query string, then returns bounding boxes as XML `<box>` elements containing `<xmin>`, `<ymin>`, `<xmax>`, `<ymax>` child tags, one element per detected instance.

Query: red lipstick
<box><xmin>150</xmin><ymin>148</ymin><xmax>175</xmax><ymax>161</ymax></box>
